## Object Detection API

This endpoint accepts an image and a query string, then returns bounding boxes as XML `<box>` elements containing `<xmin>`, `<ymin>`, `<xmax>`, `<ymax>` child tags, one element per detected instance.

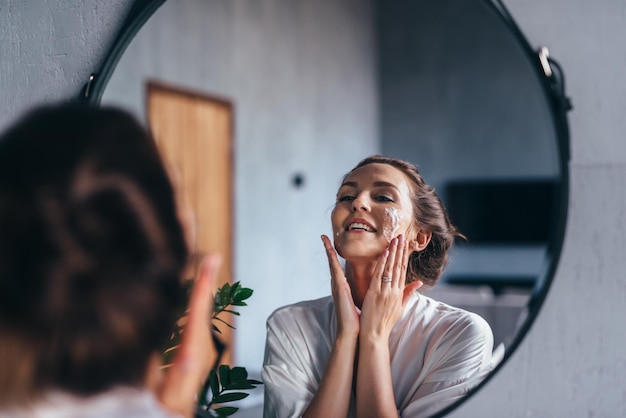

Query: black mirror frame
<box><xmin>81</xmin><ymin>0</ymin><xmax>572</xmax><ymax>416</ymax></box>
<box><xmin>80</xmin><ymin>0</ymin><xmax>167</xmax><ymax>104</ymax></box>
<box><xmin>432</xmin><ymin>1</ymin><xmax>572</xmax><ymax>415</ymax></box>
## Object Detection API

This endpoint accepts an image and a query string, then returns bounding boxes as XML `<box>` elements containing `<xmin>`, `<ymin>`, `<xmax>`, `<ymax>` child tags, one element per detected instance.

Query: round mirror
<box><xmin>84</xmin><ymin>0</ymin><xmax>570</xmax><ymax>415</ymax></box>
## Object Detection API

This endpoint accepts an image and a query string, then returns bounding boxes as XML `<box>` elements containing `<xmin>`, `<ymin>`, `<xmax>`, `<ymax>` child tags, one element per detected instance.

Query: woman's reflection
<box><xmin>262</xmin><ymin>155</ymin><xmax>494</xmax><ymax>417</ymax></box>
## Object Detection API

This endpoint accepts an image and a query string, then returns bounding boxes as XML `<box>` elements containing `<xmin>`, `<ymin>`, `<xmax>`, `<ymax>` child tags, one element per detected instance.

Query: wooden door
<box><xmin>147</xmin><ymin>81</ymin><xmax>234</xmax><ymax>365</ymax></box>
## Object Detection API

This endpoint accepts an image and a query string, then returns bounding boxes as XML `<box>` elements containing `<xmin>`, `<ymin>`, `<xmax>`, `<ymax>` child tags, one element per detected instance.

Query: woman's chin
<box><xmin>337</xmin><ymin>246</ymin><xmax>384</xmax><ymax>263</ymax></box>
<box><xmin>334</xmin><ymin>235</ymin><xmax>386</xmax><ymax>259</ymax></box>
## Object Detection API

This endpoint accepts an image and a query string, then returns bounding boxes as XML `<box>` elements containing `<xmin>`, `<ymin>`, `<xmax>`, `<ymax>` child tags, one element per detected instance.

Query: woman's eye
<box><xmin>338</xmin><ymin>195</ymin><xmax>355</xmax><ymax>202</ymax></box>
<box><xmin>375</xmin><ymin>195</ymin><xmax>394</xmax><ymax>202</ymax></box>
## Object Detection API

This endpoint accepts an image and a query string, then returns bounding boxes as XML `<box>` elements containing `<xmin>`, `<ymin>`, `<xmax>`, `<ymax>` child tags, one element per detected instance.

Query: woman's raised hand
<box><xmin>158</xmin><ymin>254</ymin><xmax>222</xmax><ymax>418</ymax></box>
<box><xmin>359</xmin><ymin>235</ymin><xmax>422</xmax><ymax>341</ymax></box>
<box><xmin>321</xmin><ymin>235</ymin><xmax>360</xmax><ymax>338</ymax></box>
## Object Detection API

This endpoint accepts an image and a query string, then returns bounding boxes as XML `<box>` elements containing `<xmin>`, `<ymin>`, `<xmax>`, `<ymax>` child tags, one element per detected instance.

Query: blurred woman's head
<box><xmin>0</xmin><ymin>103</ymin><xmax>188</xmax><ymax>405</ymax></box>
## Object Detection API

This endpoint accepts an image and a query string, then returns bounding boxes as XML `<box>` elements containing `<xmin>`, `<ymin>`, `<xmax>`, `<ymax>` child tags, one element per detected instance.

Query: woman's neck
<box><xmin>344</xmin><ymin>261</ymin><xmax>378</xmax><ymax>309</ymax></box>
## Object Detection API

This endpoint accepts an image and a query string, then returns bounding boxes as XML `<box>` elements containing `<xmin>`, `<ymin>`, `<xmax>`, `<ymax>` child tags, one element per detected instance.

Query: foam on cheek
<box><xmin>334</xmin><ymin>230</ymin><xmax>341</xmax><ymax>249</ymax></box>
<box><xmin>382</xmin><ymin>207</ymin><xmax>402</xmax><ymax>243</ymax></box>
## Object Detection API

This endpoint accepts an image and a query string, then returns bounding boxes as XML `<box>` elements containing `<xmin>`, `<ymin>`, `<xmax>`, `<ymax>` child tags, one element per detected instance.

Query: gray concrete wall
<box><xmin>1</xmin><ymin>0</ymin><xmax>625</xmax><ymax>416</ymax></box>
<box><xmin>101</xmin><ymin>0</ymin><xmax>379</xmax><ymax>371</ymax></box>
<box><xmin>0</xmin><ymin>0</ymin><xmax>132</xmax><ymax>130</ymax></box>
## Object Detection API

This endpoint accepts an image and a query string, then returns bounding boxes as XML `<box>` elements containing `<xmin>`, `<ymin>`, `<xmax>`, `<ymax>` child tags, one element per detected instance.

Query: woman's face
<box><xmin>331</xmin><ymin>163</ymin><xmax>418</xmax><ymax>261</ymax></box>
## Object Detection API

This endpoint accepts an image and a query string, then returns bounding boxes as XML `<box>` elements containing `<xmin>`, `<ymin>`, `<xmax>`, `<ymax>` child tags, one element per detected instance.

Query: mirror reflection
<box><xmin>100</xmin><ymin>0</ymin><xmax>561</xmax><ymax>414</ymax></box>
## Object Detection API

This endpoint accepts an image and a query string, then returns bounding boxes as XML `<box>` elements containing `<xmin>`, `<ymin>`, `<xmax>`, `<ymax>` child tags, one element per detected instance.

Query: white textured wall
<box><xmin>1</xmin><ymin>0</ymin><xmax>626</xmax><ymax>417</ymax></box>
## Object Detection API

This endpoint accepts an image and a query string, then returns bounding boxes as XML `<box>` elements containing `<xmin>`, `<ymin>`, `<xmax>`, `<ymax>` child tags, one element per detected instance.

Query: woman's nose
<box><xmin>352</xmin><ymin>194</ymin><xmax>370</xmax><ymax>212</ymax></box>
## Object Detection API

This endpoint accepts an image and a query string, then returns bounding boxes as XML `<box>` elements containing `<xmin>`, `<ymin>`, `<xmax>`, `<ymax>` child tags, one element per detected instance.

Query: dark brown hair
<box><xmin>346</xmin><ymin>155</ymin><xmax>463</xmax><ymax>287</ymax></box>
<box><xmin>0</xmin><ymin>103</ymin><xmax>188</xmax><ymax>405</ymax></box>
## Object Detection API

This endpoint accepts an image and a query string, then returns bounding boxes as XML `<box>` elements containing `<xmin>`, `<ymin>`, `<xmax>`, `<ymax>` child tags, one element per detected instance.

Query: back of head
<box><xmin>0</xmin><ymin>102</ymin><xmax>188</xmax><ymax>405</ymax></box>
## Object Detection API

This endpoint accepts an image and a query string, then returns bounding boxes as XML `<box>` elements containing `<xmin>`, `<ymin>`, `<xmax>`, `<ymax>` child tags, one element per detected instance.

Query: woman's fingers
<box><xmin>321</xmin><ymin>235</ymin><xmax>344</xmax><ymax>282</ymax></box>
<box><xmin>372</xmin><ymin>234</ymin><xmax>410</xmax><ymax>291</ymax></box>
<box><xmin>379</xmin><ymin>236</ymin><xmax>400</xmax><ymax>290</ymax></box>
<box><xmin>158</xmin><ymin>253</ymin><xmax>222</xmax><ymax>418</ymax></box>
<box><xmin>393</xmin><ymin>236</ymin><xmax>409</xmax><ymax>289</ymax></box>
<box><xmin>322</xmin><ymin>235</ymin><xmax>360</xmax><ymax>336</ymax></box>
<box><xmin>188</xmin><ymin>254</ymin><xmax>221</xmax><ymax>331</ymax></box>
<box><xmin>370</xmin><ymin>245</ymin><xmax>389</xmax><ymax>291</ymax></box>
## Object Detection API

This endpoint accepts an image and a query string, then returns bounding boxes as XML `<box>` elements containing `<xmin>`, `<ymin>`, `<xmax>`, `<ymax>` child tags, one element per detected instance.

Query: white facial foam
<box><xmin>383</xmin><ymin>207</ymin><xmax>402</xmax><ymax>243</ymax></box>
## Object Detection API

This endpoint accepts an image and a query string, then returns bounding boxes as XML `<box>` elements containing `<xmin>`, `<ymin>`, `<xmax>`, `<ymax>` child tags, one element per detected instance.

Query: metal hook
<box><xmin>538</xmin><ymin>47</ymin><xmax>553</xmax><ymax>78</ymax></box>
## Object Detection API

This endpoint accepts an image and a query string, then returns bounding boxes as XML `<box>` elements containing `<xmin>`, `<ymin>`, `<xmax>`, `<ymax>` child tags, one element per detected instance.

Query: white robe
<box><xmin>0</xmin><ymin>387</ymin><xmax>179</xmax><ymax>418</ymax></box>
<box><xmin>262</xmin><ymin>292</ymin><xmax>494</xmax><ymax>418</ymax></box>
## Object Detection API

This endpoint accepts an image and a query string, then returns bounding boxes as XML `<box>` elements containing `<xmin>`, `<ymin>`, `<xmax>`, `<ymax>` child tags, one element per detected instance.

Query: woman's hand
<box><xmin>158</xmin><ymin>254</ymin><xmax>222</xmax><ymax>418</ymax></box>
<box><xmin>303</xmin><ymin>237</ymin><xmax>359</xmax><ymax>418</ymax></box>
<box><xmin>355</xmin><ymin>235</ymin><xmax>421</xmax><ymax>418</ymax></box>
<box><xmin>359</xmin><ymin>235</ymin><xmax>422</xmax><ymax>341</ymax></box>
<box><xmin>321</xmin><ymin>235</ymin><xmax>360</xmax><ymax>338</ymax></box>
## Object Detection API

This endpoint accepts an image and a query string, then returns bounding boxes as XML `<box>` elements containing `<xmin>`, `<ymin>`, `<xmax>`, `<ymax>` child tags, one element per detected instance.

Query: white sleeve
<box><xmin>261</xmin><ymin>308</ymin><xmax>326</xmax><ymax>418</ymax></box>
<box><xmin>400</xmin><ymin>313</ymin><xmax>494</xmax><ymax>418</ymax></box>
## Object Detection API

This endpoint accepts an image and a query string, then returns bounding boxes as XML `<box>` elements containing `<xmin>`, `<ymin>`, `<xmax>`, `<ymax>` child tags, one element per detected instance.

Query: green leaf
<box><xmin>234</xmin><ymin>288</ymin><xmax>253</xmax><ymax>301</ymax></box>
<box><xmin>229</xmin><ymin>282</ymin><xmax>241</xmax><ymax>296</ymax></box>
<box><xmin>209</xmin><ymin>370</ymin><xmax>219</xmax><ymax>399</ymax></box>
<box><xmin>214</xmin><ymin>406</ymin><xmax>239</xmax><ymax>417</ymax></box>
<box><xmin>217</xmin><ymin>283</ymin><xmax>229</xmax><ymax>299</ymax></box>
<box><xmin>222</xmin><ymin>309</ymin><xmax>240</xmax><ymax>316</ymax></box>
<box><xmin>213</xmin><ymin>316</ymin><xmax>235</xmax><ymax>329</ymax></box>
<box><xmin>224</xmin><ymin>382</ymin><xmax>257</xmax><ymax>390</ymax></box>
<box><xmin>211</xmin><ymin>392</ymin><xmax>249</xmax><ymax>403</ymax></box>
<box><xmin>229</xmin><ymin>367</ymin><xmax>248</xmax><ymax>382</ymax></box>
<box><xmin>213</xmin><ymin>288</ymin><xmax>224</xmax><ymax>306</ymax></box>
<box><xmin>246</xmin><ymin>379</ymin><xmax>264</xmax><ymax>385</ymax></box>
<box><xmin>161</xmin><ymin>278</ymin><xmax>258</xmax><ymax>412</ymax></box>
<box><xmin>219</xmin><ymin>365</ymin><xmax>231</xmax><ymax>388</ymax></box>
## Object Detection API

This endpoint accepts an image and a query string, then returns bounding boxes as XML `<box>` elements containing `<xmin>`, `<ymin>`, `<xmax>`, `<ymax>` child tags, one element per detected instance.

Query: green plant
<box><xmin>203</xmin><ymin>365</ymin><xmax>262</xmax><ymax>417</ymax></box>
<box><xmin>165</xmin><ymin>281</ymin><xmax>262</xmax><ymax>417</ymax></box>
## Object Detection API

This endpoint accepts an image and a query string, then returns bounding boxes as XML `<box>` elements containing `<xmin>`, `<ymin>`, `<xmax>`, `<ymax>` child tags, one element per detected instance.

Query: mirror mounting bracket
<box><xmin>538</xmin><ymin>46</ymin><xmax>553</xmax><ymax>77</ymax></box>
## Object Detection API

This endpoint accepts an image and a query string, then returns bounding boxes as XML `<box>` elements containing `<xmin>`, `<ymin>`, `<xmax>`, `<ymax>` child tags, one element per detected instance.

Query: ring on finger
<box><xmin>381</xmin><ymin>276</ymin><xmax>392</xmax><ymax>283</ymax></box>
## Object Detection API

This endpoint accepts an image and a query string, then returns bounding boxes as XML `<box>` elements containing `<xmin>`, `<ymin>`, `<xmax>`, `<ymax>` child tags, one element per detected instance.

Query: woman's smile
<box><xmin>331</xmin><ymin>163</ymin><xmax>416</xmax><ymax>261</ymax></box>
<box><xmin>344</xmin><ymin>217</ymin><xmax>376</xmax><ymax>232</ymax></box>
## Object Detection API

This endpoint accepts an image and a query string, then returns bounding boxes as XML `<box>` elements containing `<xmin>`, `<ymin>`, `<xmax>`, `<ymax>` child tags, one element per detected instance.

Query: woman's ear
<box><xmin>410</xmin><ymin>230</ymin><xmax>432</xmax><ymax>252</ymax></box>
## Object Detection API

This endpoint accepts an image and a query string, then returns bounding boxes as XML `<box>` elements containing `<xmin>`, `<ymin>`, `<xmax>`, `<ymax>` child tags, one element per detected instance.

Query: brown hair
<box><xmin>0</xmin><ymin>103</ymin><xmax>188</xmax><ymax>405</ymax></box>
<box><xmin>346</xmin><ymin>155</ymin><xmax>463</xmax><ymax>287</ymax></box>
